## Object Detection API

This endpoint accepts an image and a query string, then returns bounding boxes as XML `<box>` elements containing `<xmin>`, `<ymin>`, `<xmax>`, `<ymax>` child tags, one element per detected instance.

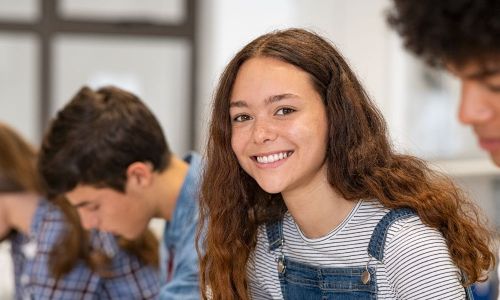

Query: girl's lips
<box><xmin>252</xmin><ymin>151</ymin><xmax>294</xmax><ymax>169</ymax></box>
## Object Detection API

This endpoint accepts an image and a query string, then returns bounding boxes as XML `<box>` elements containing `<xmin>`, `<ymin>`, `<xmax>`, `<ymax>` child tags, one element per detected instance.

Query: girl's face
<box><xmin>229</xmin><ymin>56</ymin><xmax>329</xmax><ymax>197</ymax></box>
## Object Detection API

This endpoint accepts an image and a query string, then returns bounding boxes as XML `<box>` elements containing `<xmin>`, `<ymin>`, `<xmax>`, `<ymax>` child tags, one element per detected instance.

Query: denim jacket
<box><xmin>159</xmin><ymin>152</ymin><xmax>203</xmax><ymax>300</ymax></box>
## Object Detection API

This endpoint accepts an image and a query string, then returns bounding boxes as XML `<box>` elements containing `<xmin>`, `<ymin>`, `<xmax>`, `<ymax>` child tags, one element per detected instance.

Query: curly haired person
<box><xmin>388</xmin><ymin>0</ymin><xmax>500</xmax><ymax>166</ymax></box>
<box><xmin>388</xmin><ymin>1</ymin><xmax>500</xmax><ymax>297</ymax></box>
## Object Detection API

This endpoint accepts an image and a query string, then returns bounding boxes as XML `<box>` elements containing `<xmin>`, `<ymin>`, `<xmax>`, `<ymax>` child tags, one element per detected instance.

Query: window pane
<box><xmin>52</xmin><ymin>35</ymin><xmax>191</xmax><ymax>155</ymax></box>
<box><xmin>0</xmin><ymin>33</ymin><xmax>39</xmax><ymax>144</ymax></box>
<box><xmin>58</xmin><ymin>0</ymin><xmax>185</xmax><ymax>24</ymax></box>
<box><xmin>389</xmin><ymin>53</ymin><xmax>484</xmax><ymax>161</ymax></box>
<box><xmin>0</xmin><ymin>0</ymin><xmax>39</xmax><ymax>21</ymax></box>
<box><xmin>406</xmin><ymin>63</ymin><xmax>480</xmax><ymax>159</ymax></box>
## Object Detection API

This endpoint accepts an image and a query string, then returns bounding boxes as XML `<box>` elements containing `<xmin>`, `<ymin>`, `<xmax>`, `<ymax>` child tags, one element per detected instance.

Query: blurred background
<box><xmin>0</xmin><ymin>0</ymin><xmax>498</xmax><ymax>299</ymax></box>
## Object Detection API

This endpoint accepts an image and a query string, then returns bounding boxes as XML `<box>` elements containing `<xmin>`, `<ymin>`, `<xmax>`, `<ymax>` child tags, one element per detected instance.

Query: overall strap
<box><xmin>367</xmin><ymin>207</ymin><xmax>416</xmax><ymax>261</ymax></box>
<box><xmin>266</xmin><ymin>220</ymin><xmax>284</xmax><ymax>251</ymax></box>
<box><xmin>367</xmin><ymin>207</ymin><xmax>475</xmax><ymax>299</ymax></box>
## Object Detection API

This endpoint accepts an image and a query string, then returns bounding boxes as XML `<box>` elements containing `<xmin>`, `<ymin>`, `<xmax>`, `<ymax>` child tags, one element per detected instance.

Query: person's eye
<box><xmin>485</xmin><ymin>84</ymin><xmax>500</xmax><ymax>93</ymax></box>
<box><xmin>232</xmin><ymin>114</ymin><xmax>252</xmax><ymax>122</ymax></box>
<box><xmin>87</xmin><ymin>204</ymin><xmax>100</xmax><ymax>212</ymax></box>
<box><xmin>275</xmin><ymin>107</ymin><xmax>296</xmax><ymax>116</ymax></box>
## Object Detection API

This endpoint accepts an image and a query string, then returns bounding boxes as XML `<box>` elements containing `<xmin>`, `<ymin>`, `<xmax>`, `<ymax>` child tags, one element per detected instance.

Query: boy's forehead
<box><xmin>447</xmin><ymin>58</ymin><xmax>500</xmax><ymax>79</ymax></box>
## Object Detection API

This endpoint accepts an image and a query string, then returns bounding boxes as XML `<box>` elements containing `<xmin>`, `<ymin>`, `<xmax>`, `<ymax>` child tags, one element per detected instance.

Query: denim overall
<box><xmin>266</xmin><ymin>208</ymin><xmax>474</xmax><ymax>299</ymax></box>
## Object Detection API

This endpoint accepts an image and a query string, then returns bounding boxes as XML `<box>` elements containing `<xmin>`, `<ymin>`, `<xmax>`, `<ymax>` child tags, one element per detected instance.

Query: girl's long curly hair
<box><xmin>198</xmin><ymin>28</ymin><xmax>495</xmax><ymax>299</ymax></box>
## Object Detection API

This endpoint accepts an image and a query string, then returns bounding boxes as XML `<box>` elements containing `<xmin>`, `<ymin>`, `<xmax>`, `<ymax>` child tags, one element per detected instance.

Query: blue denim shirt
<box><xmin>159</xmin><ymin>152</ymin><xmax>203</xmax><ymax>300</ymax></box>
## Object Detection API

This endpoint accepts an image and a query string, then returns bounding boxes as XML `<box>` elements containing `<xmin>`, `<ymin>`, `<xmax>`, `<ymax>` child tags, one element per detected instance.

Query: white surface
<box><xmin>0</xmin><ymin>33</ymin><xmax>39</xmax><ymax>144</ymax></box>
<box><xmin>0</xmin><ymin>0</ymin><xmax>38</xmax><ymax>21</ymax></box>
<box><xmin>432</xmin><ymin>159</ymin><xmax>500</xmax><ymax>177</ymax></box>
<box><xmin>0</xmin><ymin>243</ymin><xmax>14</xmax><ymax>299</ymax></box>
<box><xmin>59</xmin><ymin>0</ymin><xmax>184</xmax><ymax>24</ymax></box>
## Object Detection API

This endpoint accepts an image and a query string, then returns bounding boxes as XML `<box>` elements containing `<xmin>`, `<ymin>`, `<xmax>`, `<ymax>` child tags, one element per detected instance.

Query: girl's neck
<box><xmin>282</xmin><ymin>169</ymin><xmax>357</xmax><ymax>239</ymax></box>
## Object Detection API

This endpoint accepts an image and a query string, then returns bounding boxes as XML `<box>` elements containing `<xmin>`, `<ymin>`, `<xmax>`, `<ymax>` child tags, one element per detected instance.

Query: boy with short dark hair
<box><xmin>39</xmin><ymin>86</ymin><xmax>202</xmax><ymax>299</ymax></box>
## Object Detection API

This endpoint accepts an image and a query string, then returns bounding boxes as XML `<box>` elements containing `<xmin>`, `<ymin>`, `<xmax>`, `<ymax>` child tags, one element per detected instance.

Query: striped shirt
<box><xmin>248</xmin><ymin>199</ymin><xmax>465</xmax><ymax>299</ymax></box>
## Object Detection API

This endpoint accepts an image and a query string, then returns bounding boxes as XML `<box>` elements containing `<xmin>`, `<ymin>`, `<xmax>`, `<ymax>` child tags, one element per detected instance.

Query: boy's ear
<box><xmin>126</xmin><ymin>162</ymin><xmax>153</xmax><ymax>189</ymax></box>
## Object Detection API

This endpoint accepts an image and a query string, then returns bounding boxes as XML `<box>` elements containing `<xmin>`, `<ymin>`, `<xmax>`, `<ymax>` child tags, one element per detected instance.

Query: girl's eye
<box><xmin>232</xmin><ymin>114</ymin><xmax>252</xmax><ymax>122</ymax></box>
<box><xmin>275</xmin><ymin>107</ymin><xmax>296</xmax><ymax>116</ymax></box>
<box><xmin>485</xmin><ymin>84</ymin><xmax>500</xmax><ymax>93</ymax></box>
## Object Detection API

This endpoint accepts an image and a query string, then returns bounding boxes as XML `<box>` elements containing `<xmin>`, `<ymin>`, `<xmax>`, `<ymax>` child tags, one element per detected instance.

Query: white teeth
<box><xmin>256</xmin><ymin>152</ymin><xmax>291</xmax><ymax>164</ymax></box>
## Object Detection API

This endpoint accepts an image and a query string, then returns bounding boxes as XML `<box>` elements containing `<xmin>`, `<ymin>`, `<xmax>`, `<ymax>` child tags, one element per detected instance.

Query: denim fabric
<box><xmin>278</xmin><ymin>258</ymin><xmax>377</xmax><ymax>300</ymax></box>
<box><xmin>266</xmin><ymin>208</ymin><xmax>474</xmax><ymax>300</ymax></box>
<box><xmin>159</xmin><ymin>152</ymin><xmax>203</xmax><ymax>300</ymax></box>
<box><xmin>367</xmin><ymin>208</ymin><xmax>415</xmax><ymax>261</ymax></box>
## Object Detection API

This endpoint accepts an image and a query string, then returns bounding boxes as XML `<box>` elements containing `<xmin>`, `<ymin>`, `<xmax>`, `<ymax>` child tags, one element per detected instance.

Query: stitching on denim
<box><xmin>368</xmin><ymin>208</ymin><xmax>416</xmax><ymax>261</ymax></box>
<box><xmin>266</xmin><ymin>220</ymin><xmax>284</xmax><ymax>251</ymax></box>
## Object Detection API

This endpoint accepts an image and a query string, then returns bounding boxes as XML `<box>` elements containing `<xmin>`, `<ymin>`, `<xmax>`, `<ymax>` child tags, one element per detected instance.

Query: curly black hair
<box><xmin>387</xmin><ymin>0</ymin><xmax>500</xmax><ymax>67</ymax></box>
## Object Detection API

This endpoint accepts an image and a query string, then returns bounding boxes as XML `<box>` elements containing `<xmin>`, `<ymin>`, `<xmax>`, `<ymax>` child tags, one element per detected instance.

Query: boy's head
<box><xmin>388</xmin><ymin>0</ymin><xmax>500</xmax><ymax>165</ymax></box>
<box><xmin>39</xmin><ymin>86</ymin><xmax>171</xmax><ymax>238</ymax></box>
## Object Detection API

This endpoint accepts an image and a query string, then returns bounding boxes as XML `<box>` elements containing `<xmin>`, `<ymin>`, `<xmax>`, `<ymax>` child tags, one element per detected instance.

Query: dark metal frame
<box><xmin>0</xmin><ymin>0</ymin><xmax>198</xmax><ymax>147</ymax></box>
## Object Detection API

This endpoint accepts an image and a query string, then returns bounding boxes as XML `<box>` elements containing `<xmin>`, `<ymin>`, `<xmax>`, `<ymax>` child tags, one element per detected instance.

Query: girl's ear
<box><xmin>125</xmin><ymin>162</ymin><xmax>154</xmax><ymax>190</ymax></box>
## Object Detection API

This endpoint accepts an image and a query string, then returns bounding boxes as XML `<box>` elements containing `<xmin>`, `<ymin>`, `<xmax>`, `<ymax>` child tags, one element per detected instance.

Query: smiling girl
<box><xmin>198</xmin><ymin>28</ymin><xmax>495</xmax><ymax>299</ymax></box>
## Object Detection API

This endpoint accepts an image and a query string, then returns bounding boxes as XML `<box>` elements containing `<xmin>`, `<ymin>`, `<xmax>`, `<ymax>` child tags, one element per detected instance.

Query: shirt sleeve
<box><xmin>159</xmin><ymin>204</ymin><xmax>200</xmax><ymax>300</ymax></box>
<box><xmin>384</xmin><ymin>216</ymin><xmax>466</xmax><ymax>299</ymax></box>
<box><xmin>94</xmin><ymin>231</ymin><xmax>160</xmax><ymax>299</ymax></box>
<box><xmin>16</xmin><ymin>202</ymin><xmax>102</xmax><ymax>299</ymax></box>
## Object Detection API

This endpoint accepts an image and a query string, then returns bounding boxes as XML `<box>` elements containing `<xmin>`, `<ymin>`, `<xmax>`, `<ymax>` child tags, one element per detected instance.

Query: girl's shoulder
<box><xmin>385</xmin><ymin>214</ymin><xmax>447</xmax><ymax>255</ymax></box>
<box><xmin>381</xmin><ymin>213</ymin><xmax>463</xmax><ymax>298</ymax></box>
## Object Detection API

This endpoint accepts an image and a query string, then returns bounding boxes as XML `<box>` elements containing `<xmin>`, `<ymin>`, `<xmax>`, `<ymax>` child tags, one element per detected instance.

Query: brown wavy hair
<box><xmin>0</xmin><ymin>122</ymin><xmax>159</xmax><ymax>279</ymax></box>
<box><xmin>198</xmin><ymin>28</ymin><xmax>495</xmax><ymax>299</ymax></box>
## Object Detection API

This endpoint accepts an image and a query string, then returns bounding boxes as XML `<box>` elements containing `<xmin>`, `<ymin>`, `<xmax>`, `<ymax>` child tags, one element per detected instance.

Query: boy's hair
<box><xmin>387</xmin><ymin>0</ymin><xmax>500</xmax><ymax>67</ymax></box>
<box><xmin>39</xmin><ymin>86</ymin><xmax>171</xmax><ymax>197</ymax></box>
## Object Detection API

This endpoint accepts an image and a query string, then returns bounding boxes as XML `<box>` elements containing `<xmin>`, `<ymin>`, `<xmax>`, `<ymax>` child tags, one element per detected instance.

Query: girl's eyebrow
<box><xmin>229</xmin><ymin>100</ymin><xmax>247</xmax><ymax>108</ymax></box>
<box><xmin>230</xmin><ymin>93</ymin><xmax>298</xmax><ymax>108</ymax></box>
<box><xmin>265</xmin><ymin>93</ymin><xmax>298</xmax><ymax>105</ymax></box>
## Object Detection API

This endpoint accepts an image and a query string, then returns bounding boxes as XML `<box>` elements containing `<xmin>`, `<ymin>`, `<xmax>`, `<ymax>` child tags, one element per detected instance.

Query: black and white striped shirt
<box><xmin>247</xmin><ymin>200</ymin><xmax>465</xmax><ymax>299</ymax></box>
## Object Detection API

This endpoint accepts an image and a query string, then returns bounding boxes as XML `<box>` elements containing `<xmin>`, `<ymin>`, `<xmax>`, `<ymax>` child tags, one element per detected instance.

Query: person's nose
<box><xmin>458</xmin><ymin>81</ymin><xmax>493</xmax><ymax>125</ymax></box>
<box><xmin>252</xmin><ymin>118</ymin><xmax>277</xmax><ymax>144</ymax></box>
